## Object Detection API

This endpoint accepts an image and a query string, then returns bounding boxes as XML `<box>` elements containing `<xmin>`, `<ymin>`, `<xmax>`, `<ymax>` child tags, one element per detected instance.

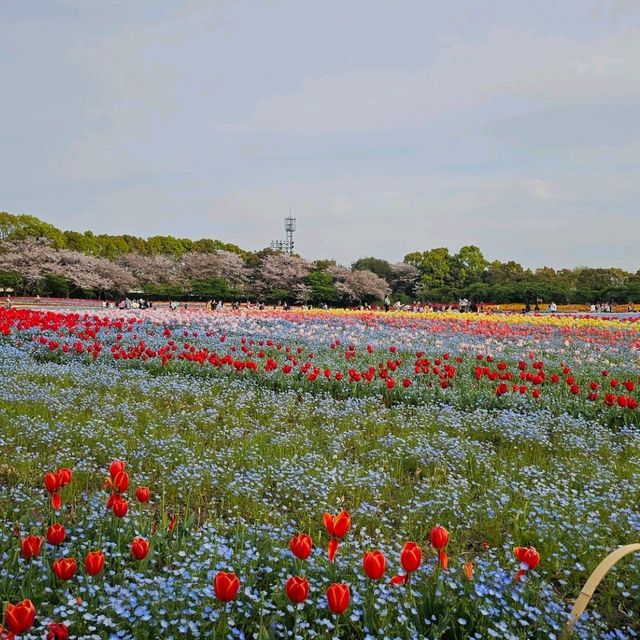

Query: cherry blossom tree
<box><xmin>390</xmin><ymin>262</ymin><xmax>420</xmax><ymax>297</ymax></box>
<box><xmin>0</xmin><ymin>239</ymin><xmax>138</xmax><ymax>294</ymax></box>
<box><xmin>328</xmin><ymin>264</ymin><xmax>390</xmax><ymax>303</ymax></box>
<box><xmin>180</xmin><ymin>250</ymin><xmax>248</xmax><ymax>287</ymax></box>
<box><xmin>253</xmin><ymin>254</ymin><xmax>311</xmax><ymax>300</ymax></box>
<box><xmin>117</xmin><ymin>252</ymin><xmax>182</xmax><ymax>285</ymax></box>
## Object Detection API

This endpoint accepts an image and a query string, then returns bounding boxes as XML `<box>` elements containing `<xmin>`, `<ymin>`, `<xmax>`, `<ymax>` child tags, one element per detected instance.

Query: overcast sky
<box><xmin>1</xmin><ymin>0</ymin><xmax>639</xmax><ymax>270</ymax></box>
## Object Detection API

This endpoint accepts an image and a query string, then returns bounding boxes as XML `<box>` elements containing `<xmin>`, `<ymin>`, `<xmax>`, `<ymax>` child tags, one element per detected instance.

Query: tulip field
<box><xmin>0</xmin><ymin>307</ymin><xmax>639</xmax><ymax>640</ymax></box>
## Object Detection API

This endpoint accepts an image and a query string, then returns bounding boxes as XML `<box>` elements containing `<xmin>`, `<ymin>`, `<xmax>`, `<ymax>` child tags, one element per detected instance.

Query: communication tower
<box><xmin>270</xmin><ymin>210</ymin><xmax>296</xmax><ymax>254</ymax></box>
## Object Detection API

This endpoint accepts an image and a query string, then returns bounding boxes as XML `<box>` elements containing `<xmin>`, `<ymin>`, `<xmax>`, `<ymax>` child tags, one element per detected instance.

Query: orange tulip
<box><xmin>464</xmin><ymin>560</ymin><xmax>474</xmax><ymax>581</ymax></box>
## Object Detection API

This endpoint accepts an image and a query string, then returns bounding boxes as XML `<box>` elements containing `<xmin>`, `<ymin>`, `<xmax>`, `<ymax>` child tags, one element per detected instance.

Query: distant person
<box><xmin>384</xmin><ymin>296</ymin><xmax>390</xmax><ymax>312</ymax></box>
<box><xmin>548</xmin><ymin>301</ymin><xmax>557</xmax><ymax>313</ymax></box>
<box><xmin>5</xmin><ymin>296</ymin><xmax>11</xmax><ymax>309</ymax></box>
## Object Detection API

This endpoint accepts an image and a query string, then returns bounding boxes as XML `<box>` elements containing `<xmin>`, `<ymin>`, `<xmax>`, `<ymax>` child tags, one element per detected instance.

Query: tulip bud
<box><xmin>464</xmin><ymin>560</ymin><xmax>474</xmax><ymax>581</ymax></box>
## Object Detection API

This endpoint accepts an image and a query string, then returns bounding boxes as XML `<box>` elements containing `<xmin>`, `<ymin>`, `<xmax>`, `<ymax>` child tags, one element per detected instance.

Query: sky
<box><xmin>1</xmin><ymin>0</ymin><xmax>639</xmax><ymax>271</ymax></box>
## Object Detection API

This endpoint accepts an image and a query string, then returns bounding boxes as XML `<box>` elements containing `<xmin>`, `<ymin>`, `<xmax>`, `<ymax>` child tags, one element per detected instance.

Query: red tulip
<box><xmin>52</xmin><ymin>557</ymin><xmax>77</xmax><ymax>581</ymax></box>
<box><xmin>323</xmin><ymin>511</ymin><xmax>351</xmax><ymax>539</ymax></box>
<box><xmin>112</xmin><ymin>497</ymin><xmax>129</xmax><ymax>518</ymax></box>
<box><xmin>362</xmin><ymin>550</ymin><xmax>386</xmax><ymax>580</ymax></box>
<box><xmin>289</xmin><ymin>533</ymin><xmax>312</xmax><ymax>560</ymax></box>
<box><xmin>430</xmin><ymin>525</ymin><xmax>449</xmax><ymax>550</ymax></box>
<box><xmin>47</xmin><ymin>622</ymin><xmax>70</xmax><ymax>640</ymax></box>
<box><xmin>113</xmin><ymin>470</ymin><xmax>129</xmax><ymax>494</ymax></box>
<box><xmin>109</xmin><ymin>460</ymin><xmax>125</xmax><ymax>479</ymax></box>
<box><xmin>130</xmin><ymin>537</ymin><xmax>150</xmax><ymax>561</ymax></box>
<box><xmin>326</xmin><ymin>582</ymin><xmax>350</xmax><ymax>615</ymax></box>
<box><xmin>496</xmin><ymin>383</ymin><xmax>508</xmax><ymax>396</ymax></box>
<box><xmin>45</xmin><ymin>472</ymin><xmax>60</xmax><ymax>494</ymax></box>
<box><xmin>391</xmin><ymin>541</ymin><xmax>422</xmax><ymax>585</ymax></box>
<box><xmin>439</xmin><ymin>550</ymin><xmax>449</xmax><ymax>570</ymax></box>
<box><xmin>400</xmin><ymin>541</ymin><xmax>422</xmax><ymax>572</ymax></box>
<box><xmin>213</xmin><ymin>571</ymin><xmax>240</xmax><ymax>602</ymax></box>
<box><xmin>135</xmin><ymin>486</ymin><xmax>150</xmax><ymax>503</ymax></box>
<box><xmin>46</xmin><ymin>523</ymin><xmax>66</xmax><ymax>546</ymax></box>
<box><xmin>85</xmin><ymin>550</ymin><xmax>105</xmax><ymax>576</ymax></box>
<box><xmin>20</xmin><ymin>534</ymin><xmax>44</xmax><ymax>559</ymax></box>
<box><xmin>4</xmin><ymin>599</ymin><xmax>36</xmax><ymax>635</ymax></box>
<box><xmin>57</xmin><ymin>468</ymin><xmax>73</xmax><ymax>486</ymax></box>
<box><xmin>514</xmin><ymin>546</ymin><xmax>540</xmax><ymax>570</ymax></box>
<box><xmin>285</xmin><ymin>576</ymin><xmax>309</xmax><ymax>604</ymax></box>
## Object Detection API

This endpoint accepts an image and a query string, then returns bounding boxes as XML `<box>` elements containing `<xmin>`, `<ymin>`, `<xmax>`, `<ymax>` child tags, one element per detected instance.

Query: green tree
<box><xmin>351</xmin><ymin>257</ymin><xmax>393</xmax><ymax>283</ymax></box>
<box><xmin>452</xmin><ymin>245</ymin><xmax>488</xmax><ymax>287</ymax></box>
<box><xmin>306</xmin><ymin>270</ymin><xmax>339</xmax><ymax>304</ymax></box>
<box><xmin>483</xmin><ymin>260</ymin><xmax>527</xmax><ymax>285</ymax></box>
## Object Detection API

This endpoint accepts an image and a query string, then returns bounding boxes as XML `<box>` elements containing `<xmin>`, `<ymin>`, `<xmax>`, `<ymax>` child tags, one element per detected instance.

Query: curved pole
<box><xmin>563</xmin><ymin>543</ymin><xmax>640</xmax><ymax>638</ymax></box>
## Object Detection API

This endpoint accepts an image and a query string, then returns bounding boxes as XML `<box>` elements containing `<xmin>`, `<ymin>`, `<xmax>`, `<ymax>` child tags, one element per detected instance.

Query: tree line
<box><xmin>1</xmin><ymin>211</ymin><xmax>639</xmax><ymax>305</ymax></box>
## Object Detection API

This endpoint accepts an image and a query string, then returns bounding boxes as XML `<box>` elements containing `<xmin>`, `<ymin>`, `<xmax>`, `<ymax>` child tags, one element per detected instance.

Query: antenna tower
<box><xmin>270</xmin><ymin>209</ymin><xmax>296</xmax><ymax>254</ymax></box>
